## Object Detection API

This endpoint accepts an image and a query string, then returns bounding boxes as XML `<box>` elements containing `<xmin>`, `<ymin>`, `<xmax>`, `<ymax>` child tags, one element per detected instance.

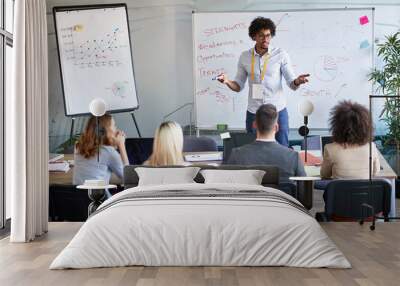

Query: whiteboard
<box><xmin>53</xmin><ymin>4</ymin><xmax>138</xmax><ymax>116</ymax></box>
<box><xmin>193</xmin><ymin>9</ymin><xmax>374</xmax><ymax>129</ymax></box>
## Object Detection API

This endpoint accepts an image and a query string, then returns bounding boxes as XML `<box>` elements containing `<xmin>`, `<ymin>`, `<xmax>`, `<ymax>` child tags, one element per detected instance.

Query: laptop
<box><xmin>125</xmin><ymin>138</ymin><xmax>154</xmax><ymax>165</ymax></box>
<box><xmin>320</xmin><ymin>135</ymin><xmax>333</xmax><ymax>155</ymax></box>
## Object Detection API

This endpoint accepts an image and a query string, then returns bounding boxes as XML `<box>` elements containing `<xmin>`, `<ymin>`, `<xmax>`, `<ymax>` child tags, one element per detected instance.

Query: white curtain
<box><xmin>7</xmin><ymin>0</ymin><xmax>49</xmax><ymax>242</ymax></box>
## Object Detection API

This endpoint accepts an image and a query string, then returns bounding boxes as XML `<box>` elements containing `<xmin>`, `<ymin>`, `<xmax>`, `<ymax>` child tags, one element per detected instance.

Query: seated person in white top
<box><xmin>144</xmin><ymin>121</ymin><xmax>185</xmax><ymax>166</ymax></box>
<box><xmin>73</xmin><ymin>114</ymin><xmax>129</xmax><ymax>197</ymax></box>
<box><xmin>319</xmin><ymin>100</ymin><xmax>380</xmax><ymax>186</ymax></box>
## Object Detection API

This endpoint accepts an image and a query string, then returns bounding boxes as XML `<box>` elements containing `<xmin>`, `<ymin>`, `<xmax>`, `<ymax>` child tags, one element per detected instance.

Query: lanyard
<box><xmin>251</xmin><ymin>48</ymin><xmax>270</xmax><ymax>82</ymax></box>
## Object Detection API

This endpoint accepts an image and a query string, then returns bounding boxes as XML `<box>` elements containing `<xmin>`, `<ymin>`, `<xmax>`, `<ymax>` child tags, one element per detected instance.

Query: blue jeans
<box><xmin>246</xmin><ymin>108</ymin><xmax>289</xmax><ymax>147</ymax></box>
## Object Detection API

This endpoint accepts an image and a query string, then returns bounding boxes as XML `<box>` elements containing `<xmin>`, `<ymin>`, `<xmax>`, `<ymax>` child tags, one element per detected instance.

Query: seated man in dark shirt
<box><xmin>226</xmin><ymin>104</ymin><xmax>306</xmax><ymax>183</ymax></box>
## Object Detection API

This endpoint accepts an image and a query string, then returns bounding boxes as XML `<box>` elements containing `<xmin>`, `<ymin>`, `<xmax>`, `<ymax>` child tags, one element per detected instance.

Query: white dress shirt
<box><xmin>256</xmin><ymin>138</ymin><xmax>276</xmax><ymax>142</ymax></box>
<box><xmin>234</xmin><ymin>45</ymin><xmax>298</xmax><ymax>113</ymax></box>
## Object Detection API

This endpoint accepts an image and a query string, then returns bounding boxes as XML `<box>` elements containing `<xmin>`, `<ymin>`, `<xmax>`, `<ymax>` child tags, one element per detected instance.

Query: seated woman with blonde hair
<box><xmin>145</xmin><ymin>121</ymin><xmax>185</xmax><ymax>166</ymax></box>
<box><xmin>73</xmin><ymin>114</ymin><xmax>129</xmax><ymax>194</ymax></box>
<box><xmin>320</xmin><ymin>100</ymin><xmax>380</xmax><ymax>181</ymax></box>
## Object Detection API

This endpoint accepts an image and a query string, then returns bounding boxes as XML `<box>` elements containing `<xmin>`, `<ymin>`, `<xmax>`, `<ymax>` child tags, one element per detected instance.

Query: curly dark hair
<box><xmin>248</xmin><ymin>17</ymin><xmax>276</xmax><ymax>39</ymax></box>
<box><xmin>329</xmin><ymin>100</ymin><xmax>372</xmax><ymax>146</ymax></box>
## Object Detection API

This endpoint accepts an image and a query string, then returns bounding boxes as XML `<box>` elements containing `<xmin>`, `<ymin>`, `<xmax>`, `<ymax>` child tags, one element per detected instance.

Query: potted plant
<box><xmin>369</xmin><ymin>32</ymin><xmax>400</xmax><ymax>177</ymax></box>
<box><xmin>55</xmin><ymin>134</ymin><xmax>80</xmax><ymax>154</ymax></box>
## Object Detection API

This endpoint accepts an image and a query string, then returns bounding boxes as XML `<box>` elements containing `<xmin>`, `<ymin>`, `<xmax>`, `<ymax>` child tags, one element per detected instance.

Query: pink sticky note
<box><xmin>359</xmin><ymin>15</ymin><xmax>369</xmax><ymax>25</ymax></box>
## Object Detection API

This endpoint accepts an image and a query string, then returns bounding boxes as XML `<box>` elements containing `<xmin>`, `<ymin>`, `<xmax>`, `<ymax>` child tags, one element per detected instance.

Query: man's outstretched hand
<box><xmin>294</xmin><ymin>74</ymin><xmax>310</xmax><ymax>86</ymax></box>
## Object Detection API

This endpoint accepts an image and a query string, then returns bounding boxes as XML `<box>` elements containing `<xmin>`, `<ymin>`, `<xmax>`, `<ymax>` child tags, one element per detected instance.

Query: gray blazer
<box><xmin>226</xmin><ymin>141</ymin><xmax>306</xmax><ymax>183</ymax></box>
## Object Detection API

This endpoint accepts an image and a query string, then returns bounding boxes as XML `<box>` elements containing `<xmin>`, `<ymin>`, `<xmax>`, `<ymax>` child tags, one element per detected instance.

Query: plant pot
<box><xmin>381</xmin><ymin>143</ymin><xmax>400</xmax><ymax>176</ymax></box>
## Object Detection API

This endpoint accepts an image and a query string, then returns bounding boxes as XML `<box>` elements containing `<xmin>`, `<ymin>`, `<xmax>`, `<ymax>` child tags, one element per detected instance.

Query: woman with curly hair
<box><xmin>320</xmin><ymin>100</ymin><xmax>380</xmax><ymax>179</ymax></box>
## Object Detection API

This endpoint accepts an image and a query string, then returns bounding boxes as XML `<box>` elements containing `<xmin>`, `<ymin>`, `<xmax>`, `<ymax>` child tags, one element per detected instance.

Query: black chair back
<box><xmin>183</xmin><ymin>136</ymin><xmax>218</xmax><ymax>152</ymax></box>
<box><xmin>324</xmin><ymin>179</ymin><xmax>391</xmax><ymax>220</ymax></box>
<box><xmin>223</xmin><ymin>133</ymin><xmax>256</xmax><ymax>162</ymax></box>
<box><xmin>49</xmin><ymin>184</ymin><xmax>90</xmax><ymax>221</ymax></box>
<box><xmin>125</xmin><ymin>138</ymin><xmax>154</xmax><ymax>165</ymax></box>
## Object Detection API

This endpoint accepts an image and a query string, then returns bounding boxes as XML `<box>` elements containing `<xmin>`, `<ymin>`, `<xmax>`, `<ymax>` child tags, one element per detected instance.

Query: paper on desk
<box><xmin>49</xmin><ymin>161</ymin><xmax>70</xmax><ymax>172</ymax></box>
<box><xmin>299</xmin><ymin>151</ymin><xmax>322</xmax><ymax>166</ymax></box>
<box><xmin>220</xmin><ymin>132</ymin><xmax>231</xmax><ymax>139</ymax></box>
<box><xmin>184</xmin><ymin>152</ymin><xmax>223</xmax><ymax>162</ymax></box>
<box><xmin>304</xmin><ymin>166</ymin><xmax>320</xmax><ymax>177</ymax></box>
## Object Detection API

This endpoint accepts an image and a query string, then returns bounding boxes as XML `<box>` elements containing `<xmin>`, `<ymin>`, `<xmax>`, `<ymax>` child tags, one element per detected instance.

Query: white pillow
<box><xmin>135</xmin><ymin>167</ymin><xmax>200</xmax><ymax>186</ymax></box>
<box><xmin>200</xmin><ymin>169</ymin><xmax>266</xmax><ymax>185</ymax></box>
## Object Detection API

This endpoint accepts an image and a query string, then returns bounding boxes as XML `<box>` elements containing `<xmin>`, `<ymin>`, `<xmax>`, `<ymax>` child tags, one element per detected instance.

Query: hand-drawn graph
<box><xmin>59</xmin><ymin>25</ymin><xmax>128</xmax><ymax>68</ymax></box>
<box><xmin>105</xmin><ymin>81</ymin><xmax>129</xmax><ymax>98</ymax></box>
<box><xmin>54</xmin><ymin>5</ymin><xmax>138</xmax><ymax>116</ymax></box>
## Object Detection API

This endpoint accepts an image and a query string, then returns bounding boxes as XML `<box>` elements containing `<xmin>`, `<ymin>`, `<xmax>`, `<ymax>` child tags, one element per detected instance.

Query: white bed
<box><xmin>50</xmin><ymin>183</ymin><xmax>351</xmax><ymax>269</ymax></box>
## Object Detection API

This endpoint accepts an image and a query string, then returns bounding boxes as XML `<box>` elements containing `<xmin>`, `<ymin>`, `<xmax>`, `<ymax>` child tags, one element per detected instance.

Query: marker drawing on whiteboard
<box><xmin>359</xmin><ymin>40</ymin><xmax>370</xmax><ymax>49</ymax></box>
<box><xmin>335</xmin><ymin>83</ymin><xmax>347</xmax><ymax>98</ymax></box>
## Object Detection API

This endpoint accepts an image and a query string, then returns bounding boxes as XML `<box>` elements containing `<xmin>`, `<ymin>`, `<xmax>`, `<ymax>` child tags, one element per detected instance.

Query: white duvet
<box><xmin>50</xmin><ymin>183</ymin><xmax>351</xmax><ymax>269</ymax></box>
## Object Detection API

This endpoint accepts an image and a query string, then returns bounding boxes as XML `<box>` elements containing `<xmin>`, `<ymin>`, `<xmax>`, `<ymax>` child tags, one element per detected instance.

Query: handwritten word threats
<box><xmin>198</xmin><ymin>67</ymin><xmax>226</xmax><ymax>78</ymax></box>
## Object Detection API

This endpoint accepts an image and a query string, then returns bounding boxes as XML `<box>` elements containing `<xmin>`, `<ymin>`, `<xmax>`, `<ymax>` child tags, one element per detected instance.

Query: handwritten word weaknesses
<box><xmin>198</xmin><ymin>40</ymin><xmax>243</xmax><ymax>51</ymax></box>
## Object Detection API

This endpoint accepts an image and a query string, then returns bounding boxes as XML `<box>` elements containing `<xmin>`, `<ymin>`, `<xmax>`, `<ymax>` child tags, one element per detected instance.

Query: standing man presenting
<box><xmin>217</xmin><ymin>17</ymin><xmax>309</xmax><ymax>147</ymax></box>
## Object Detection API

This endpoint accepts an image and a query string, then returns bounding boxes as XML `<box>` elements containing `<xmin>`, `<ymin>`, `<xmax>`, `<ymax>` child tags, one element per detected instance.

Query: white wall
<box><xmin>46</xmin><ymin>0</ymin><xmax>400</xmax><ymax>150</ymax></box>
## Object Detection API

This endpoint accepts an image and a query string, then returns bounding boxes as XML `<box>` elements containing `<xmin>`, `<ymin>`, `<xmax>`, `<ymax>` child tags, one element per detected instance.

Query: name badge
<box><xmin>252</xmin><ymin>84</ymin><xmax>264</xmax><ymax>99</ymax></box>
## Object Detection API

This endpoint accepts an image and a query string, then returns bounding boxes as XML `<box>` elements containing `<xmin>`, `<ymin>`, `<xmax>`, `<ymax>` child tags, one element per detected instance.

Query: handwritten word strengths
<box><xmin>203</xmin><ymin>23</ymin><xmax>246</xmax><ymax>37</ymax></box>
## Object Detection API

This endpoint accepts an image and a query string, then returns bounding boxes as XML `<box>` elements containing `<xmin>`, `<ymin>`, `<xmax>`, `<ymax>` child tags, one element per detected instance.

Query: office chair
<box><xmin>317</xmin><ymin>179</ymin><xmax>391</xmax><ymax>230</ymax></box>
<box><xmin>125</xmin><ymin>138</ymin><xmax>154</xmax><ymax>165</ymax></box>
<box><xmin>49</xmin><ymin>184</ymin><xmax>90</xmax><ymax>221</ymax></box>
<box><xmin>223</xmin><ymin>133</ymin><xmax>256</xmax><ymax>162</ymax></box>
<box><xmin>183</xmin><ymin>136</ymin><xmax>218</xmax><ymax>152</ymax></box>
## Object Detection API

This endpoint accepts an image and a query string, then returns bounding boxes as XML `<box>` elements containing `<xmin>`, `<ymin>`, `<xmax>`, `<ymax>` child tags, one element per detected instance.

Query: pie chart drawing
<box><xmin>314</xmin><ymin>56</ymin><xmax>338</xmax><ymax>82</ymax></box>
<box><xmin>111</xmin><ymin>81</ymin><xmax>127</xmax><ymax>98</ymax></box>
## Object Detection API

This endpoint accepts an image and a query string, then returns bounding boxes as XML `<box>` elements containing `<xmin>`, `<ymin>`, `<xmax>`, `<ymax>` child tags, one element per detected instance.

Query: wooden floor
<box><xmin>0</xmin><ymin>221</ymin><xmax>399</xmax><ymax>286</ymax></box>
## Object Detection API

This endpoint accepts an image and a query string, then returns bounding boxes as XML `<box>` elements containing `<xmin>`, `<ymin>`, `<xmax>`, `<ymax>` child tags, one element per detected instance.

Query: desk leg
<box><xmin>388</xmin><ymin>178</ymin><xmax>396</xmax><ymax>217</ymax></box>
<box><xmin>296</xmin><ymin>181</ymin><xmax>314</xmax><ymax>210</ymax></box>
<box><xmin>87</xmin><ymin>189</ymin><xmax>106</xmax><ymax>216</ymax></box>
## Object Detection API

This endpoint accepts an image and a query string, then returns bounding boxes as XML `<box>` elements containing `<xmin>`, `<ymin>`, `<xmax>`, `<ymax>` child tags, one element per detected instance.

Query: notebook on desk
<box><xmin>49</xmin><ymin>161</ymin><xmax>70</xmax><ymax>172</ymax></box>
<box><xmin>49</xmin><ymin>153</ymin><xmax>64</xmax><ymax>163</ymax></box>
<box><xmin>184</xmin><ymin>152</ymin><xmax>223</xmax><ymax>162</ymax></box>
<box><xmin>299</xmin><ymin>151</ymin><xmax>322</xmax><ymax>166</ymax></box>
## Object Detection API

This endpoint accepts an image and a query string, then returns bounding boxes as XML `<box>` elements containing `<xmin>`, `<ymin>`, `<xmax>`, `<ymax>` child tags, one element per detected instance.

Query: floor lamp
<box><xmin>298</xmin><ymin>100</ymin><xmax>314</xmax><ymax>163</ymax></box>
<box><xmin>369</xmin><ymin>94</ymin><xmax>400</xmax><ymax>223</ymax></box>
<box><xmin>89</xmin><ymin>98</ymin><xmax>107</xmax><ymax>162</ymax></box>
